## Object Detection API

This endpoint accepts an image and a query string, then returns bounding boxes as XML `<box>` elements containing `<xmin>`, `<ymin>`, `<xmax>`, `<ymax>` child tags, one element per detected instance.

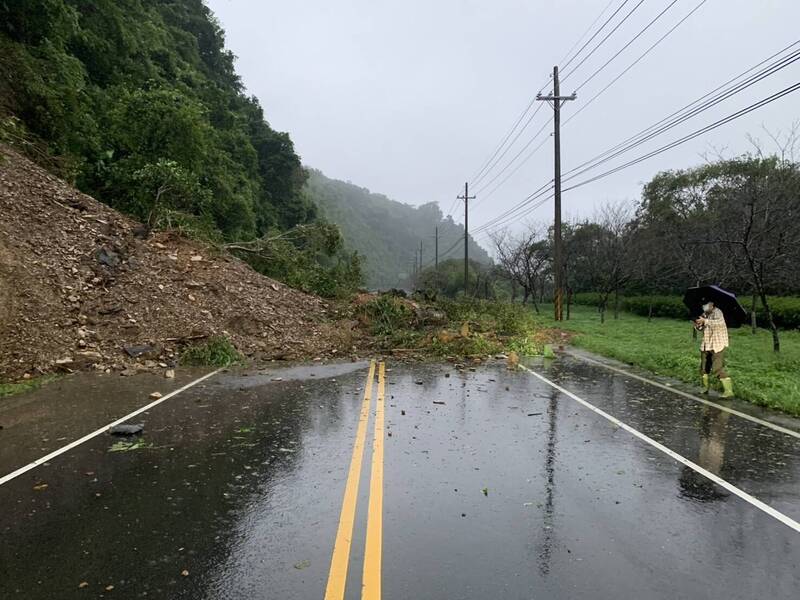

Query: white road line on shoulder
<box><xmin>0</xmin><ymin>368</ymin><xmax>222</xmax><ymax>487</ymax></box>
<box><xmin>520</xmin><ymin>365</ymin><xmax>800</xmax><ymax>534</ymax></box>
<box><xmin>564</xmin><ymin>350</ymin><xmax>800</xmax><ymax>440</ymax></box>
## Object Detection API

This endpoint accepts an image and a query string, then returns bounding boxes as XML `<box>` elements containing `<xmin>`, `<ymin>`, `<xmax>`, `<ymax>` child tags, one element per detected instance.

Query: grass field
<box><xmin>533</xmin><ymin>304</ymin><xmax>800</xmax><ymax>417</ymax></box>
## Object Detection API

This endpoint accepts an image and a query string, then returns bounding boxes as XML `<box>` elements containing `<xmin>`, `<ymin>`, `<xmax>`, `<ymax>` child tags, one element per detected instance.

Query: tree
<box><xmin>567</xmin><ymin>204</ymin><xmax>634</xmax><ymax>323</ymax></box>
<box><xmin>491</xmin><ymin>228</ymin><xmax>550</xmax><ymax>313</ymax></box>
<box><xmin>636</xmin><ymin>152</ymin><xmax>800</xmax><ymax>352</ymax></box>
<box><xmin>703</xmin><ymin>157</ymin><xmax>800</xmax><ymax>352</ymax></box>
<box><xmin>133</xmin><ymin>159</ymin><xmax>211</xmax><ymax>231</ymax></box>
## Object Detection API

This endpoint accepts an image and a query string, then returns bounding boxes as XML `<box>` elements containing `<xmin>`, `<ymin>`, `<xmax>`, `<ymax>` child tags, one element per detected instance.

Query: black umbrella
<box><xmin>682</xmin><ymin>285</ymin><xmax>749</xmax><ymax>328</ymax></box>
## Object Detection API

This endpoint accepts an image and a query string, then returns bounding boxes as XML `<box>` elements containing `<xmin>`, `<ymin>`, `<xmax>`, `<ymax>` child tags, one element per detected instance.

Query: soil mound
<box><xmin>0</xmin><ymin>147</ymin><xmax>358</xmax><ymax>380</ymax></box>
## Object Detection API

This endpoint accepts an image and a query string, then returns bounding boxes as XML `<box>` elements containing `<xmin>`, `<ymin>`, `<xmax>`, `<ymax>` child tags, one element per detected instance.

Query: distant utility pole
<box><xmin>434</xmin><ymin>226</ymin><xmax>439</xmax><ymax>273</ymax></box>
<box><xmin>457</xmin><ymin>182</ymin><xmax>475</xmax><ymax>296</ymax></box>
<box><xmin>537</xmin><ymin>65</ymin><xmax>576</xmax><ymax>321</ymax></box>
<box><xmin>418</xmin><ymin>240</ymin><xmax>423</xmax><ymax>275</ymax></box>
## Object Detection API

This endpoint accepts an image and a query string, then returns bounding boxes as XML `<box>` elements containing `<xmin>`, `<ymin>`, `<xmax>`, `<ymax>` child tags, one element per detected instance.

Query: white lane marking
<box><xmin>0</xmin><ymin>369</ymin><xmax>222</xmax><ymax>486</ymax></box>
<box><xmin>520</xmin><ymin>364</ymin><xmax>800</xmax><ymax>534</ymax></box>
<box><xmin>565</xmin><ymin>350</ymin><xmax>800</xmax><ymax>440</ymax></box>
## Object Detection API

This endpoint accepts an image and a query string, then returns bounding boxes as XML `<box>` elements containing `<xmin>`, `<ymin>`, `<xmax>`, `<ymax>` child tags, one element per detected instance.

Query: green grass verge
<box><xmin>534</xmin><ymin>304</ymin><xmax>800</xmax><ymax>416</ymax></box>
<box><xmin>179</xmin><ymin>335</ymin><xmax>242</xmax><ymax>367</ymax></box>
<box><xmin>0</xmin><ymin>375</ymin><xmax>58</xmax><ymax>398</ymax></box>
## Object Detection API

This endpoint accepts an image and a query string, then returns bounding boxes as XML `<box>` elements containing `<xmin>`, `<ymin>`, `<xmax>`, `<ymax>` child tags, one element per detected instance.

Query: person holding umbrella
<box><xmin>684</xmin><ymin>285</ymin><xmax>746</xmax><ymax>398</ymax></box>
<box><xmin>694</xmin><ymin>299</ymin><xmax>734</xmax><ymax>398</ymax></box>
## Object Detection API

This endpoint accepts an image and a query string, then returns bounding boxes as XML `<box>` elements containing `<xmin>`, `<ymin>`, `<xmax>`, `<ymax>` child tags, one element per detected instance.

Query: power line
<box><xmin>563</xmin><ymin>45</ymin><xmax>800</xmax><ymax>182</ymax></box>
<box><xmin>436</xmin><ymin>237</ymin><xmax>464</xmax><ymax>262</ymax></box>
<box><xmin>571</xmin><ymin>0</ymin><xmax>680</xmax><ymax>93</ymax></box>
<box><xmin>472</xmin><ymin>182</ymin><xmax>554</xmax><ymax>235</ymax></box>
<box><xmin>561</xmin><ymin>0</ymin><xmax>635</xmax><ymax>72</ymax></box>
<box><xmin>475</xmin><ymin>192</ymin><xmax>553</xmax><ymax>241</ymax></box>
<box><xmin>473</xmin><ymin>134</ymin><xmax>552</xmax><ymax>207</ymax></box>
<box><xmin>557</xmin><ymin>0</ymin><xmax>619</xmax><ymax>66</ymax></box>
<box><xmin>472</xmin><ymin>46</ymin><xmax>800</xmax><ymax>240</ymax></box>
<box><xmin>472</xmin><ymin>103</ymin><xmax>547</xmax><ymax>188</ymax></box>
<box><xmin>478</xmin><ymin>79</ymin><xmax>800</xmax><ymax>239</ymax></box>
<box><xmin>563</xmin><ymin>80</ymin><xmax>800</xmax><ymax>192</ymax></box>
<box><xmin>471</xmin><ymin>0</ymin><xmax>674</xmax><ymax>210</ymax></box>
<box><xmin>473</xmin><ymin>115</ymin><xmax>552</xmax><ymax>197</ymax></box>
<box><xmin>469</xmin><ymin>95</ymin><xmax>542</xmax><ymax>186</ymax></box>
<box><xmin>561</xmin><ymin>0</ymin><xmax>647</xmax><ymax>83</ymax></box>
<box><xmin>564</xmin><ymin>0</ymin><xmax>710</xmax><ymax>127</ymax></box>
<box><xmin>465</xmin><ymin>0</ymin><xmax>630</xmax><ymax>191</ymax></box>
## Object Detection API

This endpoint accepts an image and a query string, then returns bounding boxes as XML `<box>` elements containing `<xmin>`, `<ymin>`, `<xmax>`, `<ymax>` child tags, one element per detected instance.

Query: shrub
<box><xmin>361</xmin><ymin>295</ymin><xmax>415</xmax><ymax>336</ymax></box>
<box><xmin>180</xmin><ymin>336</ymin><xmax>242</xmax><ymax>367</ymax></box>
<box><xmin>758</xmin><ymin>297</ymin><xmax>800</xmax><ymax>330</ymax></box>
<box><xmin>571</xmin><ymin>293</ymin><xmax>800</xmax><ymax>329</ymax></box>
<box><xmin>235</xmin><ymin>223</ymin><xmax>363</xmax><ymax>299</ymax></box>
<box><xmin>622</xmin><ymin>296</ymin><xmax>688</xmax><ymax>319</ymax></box>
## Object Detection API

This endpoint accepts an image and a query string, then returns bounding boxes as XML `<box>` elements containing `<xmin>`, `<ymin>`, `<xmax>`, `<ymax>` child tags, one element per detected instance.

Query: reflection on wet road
<box><xmin>0</xmin><ymin>354</ymin><xmax>798</xmax><ymax>599</ymax></box>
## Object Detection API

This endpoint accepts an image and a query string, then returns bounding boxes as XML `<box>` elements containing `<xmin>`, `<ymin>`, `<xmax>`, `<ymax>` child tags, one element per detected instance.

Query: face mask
<box><xmin>702</xmin><ymin>303</ymin><xmax>712</xmax><ymax>313</ymax></box>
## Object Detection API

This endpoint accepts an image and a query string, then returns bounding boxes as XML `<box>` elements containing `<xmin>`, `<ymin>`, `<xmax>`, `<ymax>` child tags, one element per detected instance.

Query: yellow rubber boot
<box><xmin>701</xmin><ymin>374</ymin><xmax>710</xmax><ymax>394</ymax></box>
<box><xmin>720</xmin><ymin>377</ymin><xmax>734</xmax><ymax>398</ymax></box>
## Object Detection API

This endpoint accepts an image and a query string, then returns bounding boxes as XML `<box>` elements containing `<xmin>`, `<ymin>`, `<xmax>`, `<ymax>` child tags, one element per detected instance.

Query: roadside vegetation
<box><xmin>358</xmin><ymin>294</ymin><xmax>552</xmax><ymax>359</ymax></box>
<box><xmin>535</xmin><ymin>304</ymin><xmax>800</xmax><ymax>416</ymax></box>
<box><xmin>571</xmin><ymin>293</ymin><xmax>800</xmax><ymax>330</ymax></box>
<box><xmin>179</xmin><ymin>336</ymin><xmax>242</xmax><ymax>367</ymax></box>
<box><xmin>0</xmin><ymin>375</ymin><xmax>58</xmax><ymax>398</ymax></box>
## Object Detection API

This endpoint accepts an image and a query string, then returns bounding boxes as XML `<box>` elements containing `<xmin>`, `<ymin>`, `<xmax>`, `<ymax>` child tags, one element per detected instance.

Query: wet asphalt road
<box><xmin>0</xmin><ymin>354</ymin><xmax>798</xmax><ymax>599</ymax></box>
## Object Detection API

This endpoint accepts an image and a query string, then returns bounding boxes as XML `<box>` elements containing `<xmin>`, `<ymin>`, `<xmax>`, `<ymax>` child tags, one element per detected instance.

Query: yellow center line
<box><xmin>362</xmin><ymin>361</ymin><xmax>385</xmax><ymax>600</ymax></box>
<box><xmin>324</xmin><ymin>359</ymin><xmax>376</xmax><ymax>600</ymax></box>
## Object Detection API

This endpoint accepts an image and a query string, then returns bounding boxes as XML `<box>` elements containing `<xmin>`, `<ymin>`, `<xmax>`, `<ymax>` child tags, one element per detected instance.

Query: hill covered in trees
<box><xmin>1</xmin><ymin>0</ymin><xmax>314</xmax><ymax>238</ymax></box>
<box><xmin>305</xmin><ymin>169</ymin><xmax>492</xmax><ymax>289</ymax></box>
<box><xmin>0</xmin><ymin>1</ymin><xmax>365</xmax><ymax>297</ymax></box>
<box><xmin>0</xmin><ymin>1</ymin><xmax>489</xmax><ymax>294</ymax></box>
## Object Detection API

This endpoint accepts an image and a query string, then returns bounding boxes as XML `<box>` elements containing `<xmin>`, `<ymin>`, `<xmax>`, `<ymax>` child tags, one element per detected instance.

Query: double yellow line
<box><xmin>325</xmin><ymin>360</ymin><xmax>386</xmax><ymax>600</ymax></box>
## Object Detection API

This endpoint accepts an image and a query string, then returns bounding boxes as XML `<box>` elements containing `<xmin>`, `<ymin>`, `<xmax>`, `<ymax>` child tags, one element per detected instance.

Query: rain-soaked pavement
<box><xmin>0</xmin><ymin>353</ymin><xmax>798</xmax><ymax>599</ymax></box>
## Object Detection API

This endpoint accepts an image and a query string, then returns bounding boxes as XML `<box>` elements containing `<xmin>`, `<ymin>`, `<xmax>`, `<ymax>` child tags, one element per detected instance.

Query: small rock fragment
<box><xmin>109</xmin><ymin>423</ymin><xmax>144</xmax><ymax>436</ymax></box>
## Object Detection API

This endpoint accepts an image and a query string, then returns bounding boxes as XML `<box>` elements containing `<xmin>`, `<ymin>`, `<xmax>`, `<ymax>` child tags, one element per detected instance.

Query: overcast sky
<box><xmin>207</xmin><ymin>0</ymin><xmax>800</xmax><ymax>246</ymax></box>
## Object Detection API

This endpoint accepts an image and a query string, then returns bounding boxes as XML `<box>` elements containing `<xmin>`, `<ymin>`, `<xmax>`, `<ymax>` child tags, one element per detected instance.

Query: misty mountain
<box><xmin>305</xmin><ymin>170</ymin><xmax>491</xmax><ymax>289</ymax></box>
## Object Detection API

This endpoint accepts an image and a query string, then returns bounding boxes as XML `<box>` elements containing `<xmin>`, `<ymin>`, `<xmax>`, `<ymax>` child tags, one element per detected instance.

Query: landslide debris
<box><xmin>0</xmin><ymin>147</ymin><xmax>362</xmax><ymax>381</ymax></box>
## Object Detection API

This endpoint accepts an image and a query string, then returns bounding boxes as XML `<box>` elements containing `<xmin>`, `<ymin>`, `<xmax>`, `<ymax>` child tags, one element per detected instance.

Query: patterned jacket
<box><xmin>698</xmin><ymin>307</ymin><xmax>729</xmax><ymax>352</ymax></box>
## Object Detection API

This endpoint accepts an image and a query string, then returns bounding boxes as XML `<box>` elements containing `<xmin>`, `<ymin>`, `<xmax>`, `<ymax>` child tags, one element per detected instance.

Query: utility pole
<box><xmin>434</xmin><ymin>226</ymin><xmax>439</xmax><ymax>274</ymax></box>
<box><xmin>457</xmin><ymin>182</ymin><xmax>475</xmax><ymax>296</ymax></box>
<box><xmin>418</xmin><ymin>240</ymin><xmax>423</xmax><ymax>275</ymax></box>
<box><xmin>537</xmin><ymin>66</ymin><xmax>576</xmax><ymax>321</ymax></box>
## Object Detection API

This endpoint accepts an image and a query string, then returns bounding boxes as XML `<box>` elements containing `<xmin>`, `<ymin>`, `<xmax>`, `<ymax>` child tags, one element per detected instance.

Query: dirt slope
<box><xmin>0</xmin><ymin>147</ymin><xmax>360</xmax><ymax>380</ymax></box>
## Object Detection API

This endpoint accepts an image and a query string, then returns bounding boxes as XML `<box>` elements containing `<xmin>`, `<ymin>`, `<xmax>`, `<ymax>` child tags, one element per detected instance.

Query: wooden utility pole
<box><xmin>537</xmin><ymin>66</ymin><xmax>576</xmax><ymax>321</ymax></box>
<box><xmin>434</xmin><ymin>226</ymin><xmax>439</xmax><ymax>273</ymax></box>
<box><xmin>457</xmin><ymin>182</ymin><xmax>475</xmax><ymax>296</ymax></box>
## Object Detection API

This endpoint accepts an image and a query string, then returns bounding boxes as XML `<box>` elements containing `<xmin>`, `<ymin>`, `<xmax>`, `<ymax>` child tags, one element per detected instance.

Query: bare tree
<box><xmin>491</xmin><ymin>227</ymin><xmax>551</xmax><ymax>314</ymax></box>
<box><xmin>706</xmin><ymin>154</ymin><xmax>800</xmax><ymax>352</ymax></box>
<box><xmin>592</xmin><ymin>203</ymin><xmax>636</xmax><ymax>322</ymax></box>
